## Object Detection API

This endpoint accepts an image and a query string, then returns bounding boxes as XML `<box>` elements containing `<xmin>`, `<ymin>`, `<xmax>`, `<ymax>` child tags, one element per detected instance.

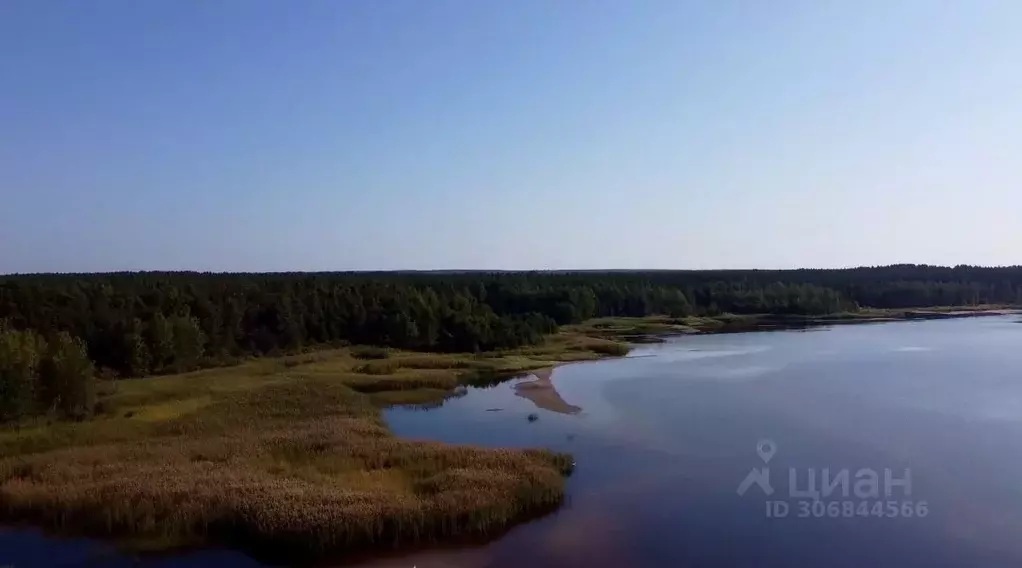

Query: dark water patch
<box><xmin>0</xmin><ymin>527</ymin><xmax>262</xmax><ymax>568</ymax></box>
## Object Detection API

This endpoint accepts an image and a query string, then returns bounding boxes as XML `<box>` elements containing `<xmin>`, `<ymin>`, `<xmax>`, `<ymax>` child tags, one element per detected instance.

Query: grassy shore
<box><xmin>0</xmin><ymin>331</ymin><xmax>629</xmax><ymax>562</ymax></box>
<box><xmin>568</xmin><ymin>304</ymin><xmax>1019</xmax><ymax>342</ymax></box>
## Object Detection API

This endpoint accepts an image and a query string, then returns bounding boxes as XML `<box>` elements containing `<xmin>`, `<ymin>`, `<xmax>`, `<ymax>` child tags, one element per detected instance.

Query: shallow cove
<box><xmin>7</xmin><ymin>316</ymin><xmax>1022</xmax><ymax>567</ymax></box>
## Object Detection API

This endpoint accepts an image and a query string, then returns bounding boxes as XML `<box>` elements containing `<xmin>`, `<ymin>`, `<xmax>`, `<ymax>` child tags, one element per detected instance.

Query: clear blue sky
<box><xmin>2</xmin><ymin>0</ymin><xmax>1020</xmax><ymax>273</ymax></box>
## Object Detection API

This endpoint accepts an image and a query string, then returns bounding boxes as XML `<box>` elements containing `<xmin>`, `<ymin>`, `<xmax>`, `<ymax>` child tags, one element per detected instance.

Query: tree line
<box><xmin>1</xmin><ymin>265</ymin><xmax>1021</xmax><ymax>421</ymax></box>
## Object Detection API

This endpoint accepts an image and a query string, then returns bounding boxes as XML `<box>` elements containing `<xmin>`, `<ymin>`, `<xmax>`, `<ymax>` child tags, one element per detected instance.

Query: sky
<box><xmin>2</xmin><ymin>0</ymin><xmax>1021</xmax><ymax>273</ymax></box>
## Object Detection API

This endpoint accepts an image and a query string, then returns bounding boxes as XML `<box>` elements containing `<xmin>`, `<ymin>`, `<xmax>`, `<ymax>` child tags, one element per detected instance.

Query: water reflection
<box><xmin>0</xmin><ymin>527</ymin><xmax>261</xmax><ymax>568</ymax></box>
<box><xmin>514</xmin><ymin>368</ymin><xmax>582</xmax><ymax>415</ymax></box>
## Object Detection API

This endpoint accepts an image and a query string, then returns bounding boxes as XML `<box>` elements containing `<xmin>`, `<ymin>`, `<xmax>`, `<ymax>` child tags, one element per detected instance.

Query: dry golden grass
<box><xmin>0</xmin><ymin>333</ymin><xmax>626</xmax><ymax>561</ymax></box>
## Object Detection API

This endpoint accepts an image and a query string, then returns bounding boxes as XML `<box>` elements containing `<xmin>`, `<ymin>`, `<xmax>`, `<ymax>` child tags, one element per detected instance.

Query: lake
<box><xmin>5</xmin><ymin>316</ymin><xmax>1022</xmax><ymax>567</ymax></box>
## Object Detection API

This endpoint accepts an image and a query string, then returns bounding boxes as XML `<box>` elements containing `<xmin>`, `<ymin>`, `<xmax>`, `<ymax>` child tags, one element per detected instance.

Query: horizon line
<box><xmin>4</xmin><ymin>263</ymin><xmax>1022</xmax><ymax>277</ymax></box>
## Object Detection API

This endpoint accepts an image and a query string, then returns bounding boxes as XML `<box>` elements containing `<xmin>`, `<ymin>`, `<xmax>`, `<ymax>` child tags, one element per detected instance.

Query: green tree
<box><xmin>0</xmin><ymin>324</ymin><xmax>46</xmax><ymax>421</ymax></box>
<box><xmin>660</xmin><ymin>288</ymin><xmax>691</xmax><ymax>317</ymax></box>
<box><xmin>124</xmin><ymin>318</ymin><xmax>151</xmax><ymax>376</ymax></box>
<box><xmin>38</xmin><ymin>332</ymin><xmax>94</xmax><ymax>419</ymax></box>
<box><xmin>275</xmin><ymin>296</ymin><xmax>303</xmax><ymax>349</ymax></box>
<box><xmin>147</xmin><ymin>312</ymin><xmax>175</xmax><ymax>371</ymax></box>
<box><xmin>171</xmin><ymin>315</ymin><xmax>206</xmax><ymax>371</ymax></box>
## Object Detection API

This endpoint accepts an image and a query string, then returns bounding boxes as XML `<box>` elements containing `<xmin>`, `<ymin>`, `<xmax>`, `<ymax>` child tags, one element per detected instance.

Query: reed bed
<box><xmin>0</xmin><ymin>335</ymin><xmax>620</xmax><ymax>561</ymax></box>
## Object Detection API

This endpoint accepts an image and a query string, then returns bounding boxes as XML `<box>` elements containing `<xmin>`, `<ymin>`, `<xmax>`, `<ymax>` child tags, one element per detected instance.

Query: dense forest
<box><xmin>2</xmin><ymin>265</ymin><xmax>1021</xmax><ymax>421</ymax></box>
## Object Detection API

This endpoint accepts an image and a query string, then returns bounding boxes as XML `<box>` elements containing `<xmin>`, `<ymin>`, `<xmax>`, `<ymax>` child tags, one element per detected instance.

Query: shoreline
<box><xmin>570</xmin><ymin>307</ymin><xmax>1021</xmax><ymax>344</ymax></box>
<box><xmin>509</xmin><ymin>309</ymin><xmax>1021</xmax><ymax>418</ymax></box>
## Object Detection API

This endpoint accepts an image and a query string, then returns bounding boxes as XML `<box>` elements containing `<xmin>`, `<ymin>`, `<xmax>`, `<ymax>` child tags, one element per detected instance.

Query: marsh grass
<box><xmin>352</xmin><ymin>347</ymin><xmax>390</xmax><ymax>360</ymax></box>
<box><xmin>0</xmin><ymin>332</ymin><xmax>621</xmax><ymax>561</ymax></box>
<box><xmin>565</xmin><ymin>314</ymin><xmax>759</xmax><ymax>339</ymax></box>
<box><xmin>354</xmin><ymin>360</ymin><xmax>402</xmax><ymax>375</ymax></box>
<box><xmin>581</xmin><ymin>341</ymin><xmax>631</xmax><ymax>356</ymax></box>
<box><xmin>570</xmin><ymin>308</ymin><xmax>1020</xmax><ymax>343</ymax></box>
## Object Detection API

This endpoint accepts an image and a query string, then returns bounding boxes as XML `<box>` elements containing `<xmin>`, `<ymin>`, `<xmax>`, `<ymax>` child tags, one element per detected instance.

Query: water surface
<box><xmin>373</xmin><ymin>316</ymin><xmax>1022</xmax><ymax>568</ymax></box>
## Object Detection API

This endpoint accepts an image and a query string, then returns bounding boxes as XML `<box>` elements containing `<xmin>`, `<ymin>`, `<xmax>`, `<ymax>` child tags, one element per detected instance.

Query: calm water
<box><xmin>6</xmin><ymin>316</ymin><xmax>1022</xmax><ymax>567</ymax></box>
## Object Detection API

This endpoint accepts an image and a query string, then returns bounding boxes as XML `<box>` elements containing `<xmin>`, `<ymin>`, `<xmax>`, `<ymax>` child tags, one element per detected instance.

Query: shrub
<box><xmin>352</xmin><ymin>347</ymin><xmax>389</xmax><ymax>360</ymax></box>
<box><xmin>354</xmin><ymin>361</ymin><xmax>400</xmax><ymax>375</ymax></box>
